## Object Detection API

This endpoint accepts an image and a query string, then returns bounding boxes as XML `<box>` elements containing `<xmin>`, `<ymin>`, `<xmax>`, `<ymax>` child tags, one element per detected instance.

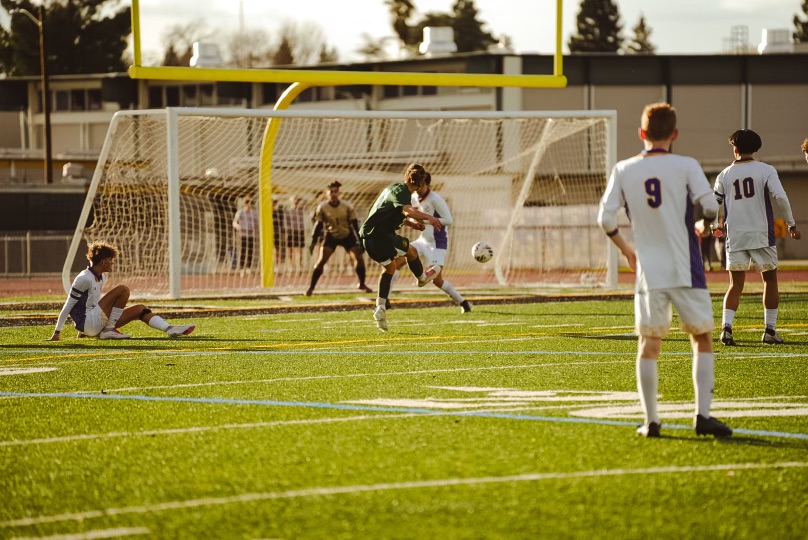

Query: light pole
<box><xmin>11</xmin><ymin>7</ymin><xmax>53</xmax><ymax>184</ymax></box>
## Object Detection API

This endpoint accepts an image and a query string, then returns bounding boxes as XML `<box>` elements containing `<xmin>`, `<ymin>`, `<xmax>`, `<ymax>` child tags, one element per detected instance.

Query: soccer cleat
<box><xmin>694</xmin><ymin>414</ymin><xmax>733</xmax><ymax>438</ymax></box>
<box><xmin>636</xmin><ymin>422</ymin><xmax>661</xmax><ymax>438</ymax></box>
<box><xmin>417</xmin><ymin>266</ymin><xmax>439</xmax><ymax>287</ymax></box>
<box><xmin>373</xmin><ymin>306</ymin><xmax>388</xmax><ymax>332</ymax></box>
<box><xmin>304</xmin><ymin>288</ymin><xmax>314</xmax><ymax>297</ymax></box>
<box><xmin>357</xmin><ymin>283</ymin><xmax>373</xmax><ymax>293</ymax></box>
<box><xmin>99</xmin><ymin>328</ymin><xmax>130</xmax><ymax>340</ymax></box>
<box><xmin>460</xmin><ymin>300</ymin><xmax>472</xmax><ymax>314</ymax></box>
<box><xmin>720</xmin><ymin>325</ymin><xmax>736</xmax><ymax>346</ymax></box>
<box><xmin>762</xmin><ymin>327</ymin><xmax>784</xmax><ymax>345</ymax></box>
<box><xmin>385</xmin><ymin>298</ymin><xmax>392</xmax><ymax>310</ymax></box>
<box><xmin>167</xmin><ymin>324</ymin><xmax>195</xmax><ymax>338</ymax></box>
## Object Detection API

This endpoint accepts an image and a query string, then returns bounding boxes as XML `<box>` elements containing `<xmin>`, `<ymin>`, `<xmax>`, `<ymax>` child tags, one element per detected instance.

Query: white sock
<box><xmin>636</xmin><ymin>357</ymin><xmax>659</xmax><ymax>424</ymax></box>
<box><xmin>722</xmin><ymin>309</ymin><xmax>735</xmax><ymax>328</ymax></box>
<box><xmin>693</xmin><ymin>352</ymin><xmax>714</xmax><ymax>418</ymax></box>
<box><xmin>764</xmin><ymin>308</ymin><xmax>778</xmax><ymax>330</ymax></box>
<box><xmin>440</xmin><ymin>281</ymin><xmax>464</xmax><ymax>304</ymax></box>
<box><xmin>106</xmin><ymin>307</ymin><xmax>124</xmax><ymax>329</ymax></box>
<box><xmin>148</xmin><ymin>315</ymin><xmax>170</xmax><ymax>332</ymax></box>
<box><xmin>375</xmin><ymin>298</ymin><xmax>386</xmax><ymax>308</ymax></box>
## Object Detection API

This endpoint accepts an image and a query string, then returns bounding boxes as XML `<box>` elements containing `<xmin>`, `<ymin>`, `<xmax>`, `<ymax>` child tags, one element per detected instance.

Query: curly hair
<box><xmin>86</xmin><ymin>241</ymin><xmax>119</xmax><ymax>266</ymax></box>
<box><xmin>404</xmin><ymin>163</ymin><xmax>427</xmax><ymax>188</ymax></box>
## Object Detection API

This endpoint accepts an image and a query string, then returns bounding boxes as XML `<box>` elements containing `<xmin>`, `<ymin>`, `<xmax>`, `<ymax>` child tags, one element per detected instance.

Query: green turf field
<box><xmin>1</xmin><ymin>292</ymin><xmax>807</xmax><ymax>539</ymax></box>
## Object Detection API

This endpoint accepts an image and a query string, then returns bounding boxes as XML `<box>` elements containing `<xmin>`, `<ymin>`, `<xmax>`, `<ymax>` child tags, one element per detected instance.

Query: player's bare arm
<box><xmin>403</xmin><ymin>205</ymin><xmax>441</xmax><ymax>230</ymax></box>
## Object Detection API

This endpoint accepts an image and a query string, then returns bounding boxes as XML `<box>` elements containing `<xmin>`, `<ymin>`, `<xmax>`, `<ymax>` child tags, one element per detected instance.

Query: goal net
<box><xmin>64</xmin><ymin>108</ymin><xmax>615</xmax><ymax>298</ymax></box>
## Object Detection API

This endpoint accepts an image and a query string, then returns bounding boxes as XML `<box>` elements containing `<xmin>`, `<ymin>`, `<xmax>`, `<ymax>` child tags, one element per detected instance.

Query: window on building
<box><xmin>165</xmin><ymin>86</ymin><xmax>180</xmax><ymax>107</ymax></box>
<box><xmin>148</xmin><ymin>86</ymin><xmax>163</xmax><ymax>108</ymax></box>
<box><xmin>54</xmin><ymin>90</ymin><xmax>70</xmax><ymax>112</ymax></box>
<box><xmin>87</xmin><ymin>89</ymin><xmax>102</xmax><ymax>110</ymax></box>
<box><xmin>70</xmin><ymin>89</ymin><xmax>86</xmax><ymax>110</ymax></box>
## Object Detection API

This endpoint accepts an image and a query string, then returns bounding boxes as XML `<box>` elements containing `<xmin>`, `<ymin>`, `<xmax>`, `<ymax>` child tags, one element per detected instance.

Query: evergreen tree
<box><xmin>568</xmin><ymin>0</ymin><xmax>623</xmax><ymax>53</ymax></box>
<box><xmin>272</xmin><ymin>36</ymin><xmax>295</xmax><ymax>66</ymax></box>
<box><xmin>624</xmin><ymin>14</ymin><xmax>656</xmax><ymax>55</ymax></box>
<box><xmin>451</xmin><ymin>0</ymin><xmax>497</xmax><ymax>53</ymax></box>
<box><xmin>162</xmin><ymin>44</ymin><xmax>182</xmax><ymax>67</ymax></box>
<box><xmin>795</xmin><ymin>0</ymin><xmax>808</xmax><ymax>42</ymax></box>
<box><xmin>385</xmin><ymin>0</ymin><xmax>498</xmax><ymax>56</ymax></box>
<box><xmin>0</xmin><ymin>0</ymin><xmax>130</xmax><ymax>76</ymax></box>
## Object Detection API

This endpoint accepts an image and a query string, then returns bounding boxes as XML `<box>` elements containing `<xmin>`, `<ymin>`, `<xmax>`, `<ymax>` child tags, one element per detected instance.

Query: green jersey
<box><xmin>359</xmin><ymin>183</ymin><xmax>411</xmax><ymax>238</ymax></box>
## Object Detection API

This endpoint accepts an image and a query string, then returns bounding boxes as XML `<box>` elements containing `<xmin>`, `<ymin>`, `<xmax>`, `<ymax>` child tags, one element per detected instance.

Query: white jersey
<box><xmin>598</xmin><ymin>152</ymin><xmax>717</xmax><ymax>291</ymax></box>
<box><xmin>412</xmin><ymin>189</ymin><xmax>453</xmax><ymax>249</ymax></box>
<box><xmin>55</xmin><ymin>267</ymin><xmax>105</xmax><ymax>332</ymax></box>
<box><xmin>713</xmin><ymin>159</ymin><xmax>795</xmax><ymax>252</ymax></box>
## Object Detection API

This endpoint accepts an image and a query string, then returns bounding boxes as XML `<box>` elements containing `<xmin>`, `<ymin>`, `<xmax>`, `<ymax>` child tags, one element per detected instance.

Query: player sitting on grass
<box><xmin>49</xmin><ymin>241</ymin><xmax>195</xmax><ymax>341</ymax></box>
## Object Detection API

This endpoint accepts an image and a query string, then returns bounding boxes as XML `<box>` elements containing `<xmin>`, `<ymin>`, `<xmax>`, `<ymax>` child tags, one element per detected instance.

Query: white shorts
<box><xmin>634</xmin><ymin>288</ymin><xmax>714</xmax><ymax>338</ymax></box>
<box><xmin>727</xmin><ymin>246</ymin><xmax>777</xmax><ymax>273</ymax></box>
<box><xmin>411</xmin><ymin>237</ymin><xmax>446</xmax><ymax>267</ymax></box>
<box><xmin>82</xmin><ymin>306</ymin><xmax>109</xmax><ymax>337</ymax></box>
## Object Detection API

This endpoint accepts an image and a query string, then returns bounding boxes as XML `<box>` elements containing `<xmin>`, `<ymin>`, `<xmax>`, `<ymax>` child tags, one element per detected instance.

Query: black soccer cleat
<box><xmin>460</xmin><ymin>300</ymin><xmax>472</xmax><ymax>313</ymax></box>
<box><xmin>694</xmin><ymin>414</ymin><xmax>733</xmax><ymax>438</ymax></box>
<box><xmin>720</xmin><ymin>325</ymin><xmax>736</xmax><ymax>346</ymax></box>
<box><xmin>762</xmin><ymin>327</ymin><xmax>784</xmax><ymax>345</ymax></box>
<box><xmin>637</xmin><ymin>422</ymin><xmax>661</xmax><ymax>438</ymax></box>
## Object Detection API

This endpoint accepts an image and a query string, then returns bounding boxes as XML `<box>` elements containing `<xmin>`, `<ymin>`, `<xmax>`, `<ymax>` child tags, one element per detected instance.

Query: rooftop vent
<box><xmin>419</xmin><ymin>27</ymin><xmax>457</xmax><ymax>57</ymax></box>
<box><xmin>757</xmin><ymin>29</ymin><xmax>793</xmax><ymax>54</ymax></box>
<box><xmin>190</xmin><ymin>42</ymin><xmax>224</xmax><ymax>67</ymax></box>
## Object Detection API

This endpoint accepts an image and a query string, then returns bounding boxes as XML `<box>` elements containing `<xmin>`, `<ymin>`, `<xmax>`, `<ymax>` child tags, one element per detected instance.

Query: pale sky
<box><xmin>136</xmin><ymin>0</ymin><xmax>802</xmax><ymax>63</ymax></box>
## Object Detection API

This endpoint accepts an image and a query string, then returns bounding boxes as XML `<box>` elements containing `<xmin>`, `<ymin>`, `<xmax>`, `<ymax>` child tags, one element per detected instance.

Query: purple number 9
<box><xmin>645</xmin><ymin>178</ymin><xmax>661</xmax><ymax>208</ymax></box>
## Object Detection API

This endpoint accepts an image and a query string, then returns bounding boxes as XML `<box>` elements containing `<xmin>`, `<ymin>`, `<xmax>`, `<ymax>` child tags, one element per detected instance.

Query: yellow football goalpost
<box><xmin>126</xmin><ymin>0</ymin><xmax>568</xmax><ymax>291</ymax></box>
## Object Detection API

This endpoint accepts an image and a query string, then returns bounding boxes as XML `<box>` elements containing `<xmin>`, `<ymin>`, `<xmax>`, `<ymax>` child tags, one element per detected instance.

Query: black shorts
<box><xmin>324</xmin><ymin>233</ymin><xmax>358</xmax><ymax>251</ymax></box>
<box><xmin>361</xmin><ymin>233</ymin><xmax>409</xmax><ymax>265</ymax></box>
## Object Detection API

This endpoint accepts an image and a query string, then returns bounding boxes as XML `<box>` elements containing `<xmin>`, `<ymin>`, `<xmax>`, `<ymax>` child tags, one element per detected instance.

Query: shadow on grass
<box><xmin>652</xmin><ymin>433</ymin><xmax>808</xmax><ymax>450</ymax></box>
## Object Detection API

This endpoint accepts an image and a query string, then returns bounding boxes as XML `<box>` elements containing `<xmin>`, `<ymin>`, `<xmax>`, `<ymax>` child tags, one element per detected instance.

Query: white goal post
<box><xmin>63</xmin><ymin>108</ymin><xmax>617</xmax><ymax>298</ymax></box>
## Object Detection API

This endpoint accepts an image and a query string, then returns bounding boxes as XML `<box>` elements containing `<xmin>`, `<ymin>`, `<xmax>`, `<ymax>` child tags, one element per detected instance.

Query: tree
<box><xmin>0</xmin><ymin>0</ymin><xmax>130</xmax><ymax>76</ymax></box>
<box><xmin>385</xmin><ymin>0</ymin><xmax>419</xmax><ymax>51</ymax></box>
<box><xmin>451</xmin><ymin>0</ymin><xmax>496</xmax><ymax>53</ymax></box>
<box><xmin>160</xmin><ymin>19</ymin><xmax>209</xmax><ymax>67</ymax></box>
<box><xmin>568</xmin><ymin>0</ymin><xmax>623</xmax><ymax>53</ymax></box>
<box><xmin>318</xmin><ymin>44</ymin><xmax>338</xmax><ymax>64</ymax></box>
<box><xmin>385</xmin><ymin>0</ymin><xmax>498</xmax><ymax>56</ymax></box>
<box><xmin>356</xmin><ymin>33</ymin><xmax>391</xmax><ymax>61</ymax></box>
<box><xmin>624</xmin><ymin>14</ymin><xmax>656</xmax><ymax>55</ymax></box>
<box><xmin>795</xmin><ymin>0</ymin><xmax>808</xmax><ymax>43</ymax></box>
<box><xmin>226</xmin><ymin>28</ymin><xmax>272</xmax><ymax>68</ymax></box>
<box><xmin>272</xmin><ymin>35</ymin><xmax>294</xmax><ymax>66</ymax></box>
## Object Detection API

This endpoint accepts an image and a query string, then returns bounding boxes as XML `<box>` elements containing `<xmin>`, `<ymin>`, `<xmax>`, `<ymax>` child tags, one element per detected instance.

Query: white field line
<box><xmin>11</xmin><ymin>527</ymin><xmax>149</xmax><ymax>540</ymax></box>
<box><xmin>0</xmin><ymin>413</ymin><xmax>421</xmax><ymax>448</ymax></box>
<box><xmin>3</xmin><ymin>462</ymin><xmax>805</xmax><ymax>529</ymax></box>
<box><xmin>86</xmin><ymin>359</ymin><xmax>635</xmax><ymax>394</ymax></box>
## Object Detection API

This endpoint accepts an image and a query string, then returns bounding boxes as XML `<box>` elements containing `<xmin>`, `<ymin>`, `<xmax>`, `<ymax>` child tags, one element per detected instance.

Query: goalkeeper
<box><xmin>49</xmin><ymin>241</ymin><xmax>195</xmax><ymax>341</ymax></box>
<box><xmin>305</xmin><ymin>181</ymin><xmax>372</xmax><ymax>296</ymax></box>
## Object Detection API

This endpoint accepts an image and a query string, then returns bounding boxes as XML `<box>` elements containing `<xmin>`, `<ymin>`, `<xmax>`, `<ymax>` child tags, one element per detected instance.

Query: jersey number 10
<box><xmin>732</xmin><ymin>177</ymin><xmax>755</xmax><ymax>200</ymax></box>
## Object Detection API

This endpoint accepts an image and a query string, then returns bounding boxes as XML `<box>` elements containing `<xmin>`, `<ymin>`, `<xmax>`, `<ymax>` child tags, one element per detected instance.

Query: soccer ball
<box><xmin>472</xmin><ymin>241</ymin><xmax>494</xmax><ymax>263</ymax></box>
